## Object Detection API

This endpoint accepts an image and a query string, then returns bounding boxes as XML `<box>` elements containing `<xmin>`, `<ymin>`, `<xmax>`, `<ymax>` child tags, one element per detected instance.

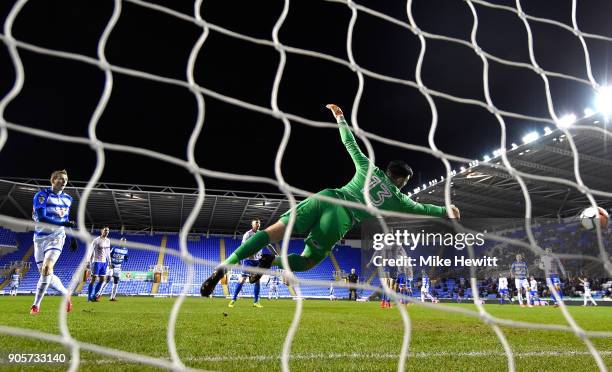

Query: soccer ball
<box><xmin>579</xmin><ymin>207</ymin><xmax>609</xmax><ymax>230</ymax></box>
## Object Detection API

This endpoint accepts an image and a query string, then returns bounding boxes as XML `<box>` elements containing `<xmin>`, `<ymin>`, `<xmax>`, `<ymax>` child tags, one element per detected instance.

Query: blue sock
<box><xmin>94</xmin><ymin>281</ymin><xmax>102</xmax><ymax>297</ymax></box>
<box><xmin>254</xmin><ymin>281</ymin><xmax>260</xmax><ymax>303</ymax></box>
<box><xmin>88</xmin><ymin>281</ymin><xmax>94</xmax><ymax>300</ymax></box>
<box><xmin>232</xmin><ymin>282</ymin><xmax>243</xmax><ymax>301</ymax></box>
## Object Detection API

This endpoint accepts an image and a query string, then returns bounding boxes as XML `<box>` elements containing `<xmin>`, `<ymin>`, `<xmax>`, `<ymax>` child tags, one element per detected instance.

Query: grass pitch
<box><xmin>0</xmin><ymin>296</ymin><xmax>611</xmax><ymax>371</ymax></box>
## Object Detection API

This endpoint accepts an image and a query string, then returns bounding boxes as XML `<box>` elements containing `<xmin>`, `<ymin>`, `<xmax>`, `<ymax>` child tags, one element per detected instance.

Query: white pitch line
<box><xmin>79</xmin><ymin>350</ymin><xmax>612</xmax><ymax>364</ymax></box>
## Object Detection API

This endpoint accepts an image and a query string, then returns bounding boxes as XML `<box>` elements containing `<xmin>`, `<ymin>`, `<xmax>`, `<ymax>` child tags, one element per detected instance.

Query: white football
<box><xmin>579</xmin><ymin>207</ymin><xmax>609</xmax><ymax>230</ymax></box>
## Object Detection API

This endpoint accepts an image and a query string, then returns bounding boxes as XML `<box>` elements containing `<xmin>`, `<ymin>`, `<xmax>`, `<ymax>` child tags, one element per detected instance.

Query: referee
<box><xmin>347</xmin><ymin>268</ymin><xmax>358</xmax><ymax>300</ymax></box>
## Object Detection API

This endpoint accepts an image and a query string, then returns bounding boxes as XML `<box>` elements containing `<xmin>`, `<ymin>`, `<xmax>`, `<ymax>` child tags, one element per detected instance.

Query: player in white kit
<box><xmin>87</xmin><ymin>227</ymin><xmax>111</xmax><ymax>302</ymax></box>
<box><xmin>528</xmin><ymin>276</ymin><xmax>540</xmax><ymax>305</ymax></box>
<box><xmin>329</xmin><ymin>282</ymin><xmax>336</xmax><ymax>301</ymax></box>
<box><xmin>228</xmin><ymin>219</ymin><xmax>276</xmax><ymax>308</ymax></box>
<box><xmin>420</xmin><ymin>271</ymin><xmax>436</xmax><ymax>303</ymax></box>
<box><xmin>266</xmin><ymin>274</ymin><xmax>280</xmax><ymax>300</ymax></box>
<box><xmin>498</xmin><ymin>273</ymin><xmax>510</xmax><ymax>304</ymax></box>
<box><xmin>30</xmin><ymin>170</ymin><xmax>77</xmax><ymax>315</ymax></box>
<box><xmin>510</xmin><ymin>254</ymin><xmax>532</xmax><ymax>308</ymax></box>
<box><xmin>579</xmin><ymin>277</ymin><xmax>597</xmax><ymax>306</ymax></box>
<box><xmin>9</xmin><ymin>268</ymin><xmax>20</xmax><ymax>296</ymax></box>
<box><xmin>95</xmin><ymin>237</ymin><xmax>129</xmax><ymax>301</ymax></box>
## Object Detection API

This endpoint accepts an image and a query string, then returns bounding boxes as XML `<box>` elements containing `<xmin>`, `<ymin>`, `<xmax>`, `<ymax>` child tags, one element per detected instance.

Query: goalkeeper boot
<box><xmin>249</xmin><ymin>254</ymin><xmax>275</xmax><ymax>284</ymax></box>
<box><xmin>201</xmin><ymin>266</ymin><xmax>227</xmax><ymax>297</ymax></box>
<box><xmin>228</xmin><ymin>300</ymin><xmax>236</xmax><ymax>308</ymax></box>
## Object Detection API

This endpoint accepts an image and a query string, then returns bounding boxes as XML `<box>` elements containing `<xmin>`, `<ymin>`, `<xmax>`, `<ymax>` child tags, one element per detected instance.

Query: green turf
<box><xmin>0</xmin><ymin>296</ymin><xmax>611</xmax><ymax>371</ymax></box>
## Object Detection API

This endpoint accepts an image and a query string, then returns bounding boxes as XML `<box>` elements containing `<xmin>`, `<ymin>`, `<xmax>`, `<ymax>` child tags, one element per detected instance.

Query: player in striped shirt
<box><xmin>30</xmin><ymin>170</ymin><xmax>77</xmax><ymax>315</ymax></box>
<box><xmin>510</xmin><ymin>254</ymin><xmax>532</xmax><ymax>308</ymax></box>
<box><xmin>420</xmin><ymin>270</ymin><xmax>436</xmax><ymax>303</ymax></box>
<box><xmin>95</xmin><ymin>237</ymin><xmax>129</xmax><ymax>301</ymax></box>
<box><xmin>87</xmin><ymin>227</ymin><xmax>111</xmax><ymax>302</ymax></box>
<box><xmin>201</xmin><ymin>104</ymin><xmax>459</xmax><ymax>297</ymax></box>
<box><xmin>406</xmin><ymin>274</ymin><xmax>414</xmax><ymax>300</ymax></box>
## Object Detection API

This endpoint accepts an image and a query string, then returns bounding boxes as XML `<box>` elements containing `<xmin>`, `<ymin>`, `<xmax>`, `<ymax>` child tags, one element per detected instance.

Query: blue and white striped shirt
<box><xmin>421</xmin><ymin>276</ymin><xmax>430</xmax><ymax>288</ymax></box>
<box><xmin>32</xmin><ymin>188</ymin><xmax>73</xmax><ymax>240</ymax></box>
<box><xmin>511</xmin><ymin>261</ymin><xmax>529</xmax><ymax>279</ymax></box>
<box><xmin>110</xmin><ymin>246</ymin><xmax>129</xmax><ymax>267</ymax></box>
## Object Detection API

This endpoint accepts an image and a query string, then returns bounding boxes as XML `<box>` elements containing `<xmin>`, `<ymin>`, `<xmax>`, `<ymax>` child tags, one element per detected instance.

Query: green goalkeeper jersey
<box><xmin>334</xmin><ymin>117</ymin><xmax>446</xmax><ymax>223</ymax></box>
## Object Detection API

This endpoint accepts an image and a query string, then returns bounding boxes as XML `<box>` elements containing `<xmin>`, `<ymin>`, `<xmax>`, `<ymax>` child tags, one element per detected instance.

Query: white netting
<box><xmin>1</xmin><ymin>0</ymin><xmax>612</xmax><ymax>371</ymax></box>
<box><xmin>169</xmin><ymin>283</ymin><xmax>201</xmax><ymax>297</ymax></box>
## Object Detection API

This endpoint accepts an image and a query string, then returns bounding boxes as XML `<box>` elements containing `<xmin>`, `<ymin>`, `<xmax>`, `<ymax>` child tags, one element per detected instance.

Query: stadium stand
<box><xmin>1</xmin><ymin>219</ymin><xmax>609</xmax><ymax>300</ymax></box>
<box><xmin>0</xmin><ymin>231</ymin><xmax>34</xmax><ymax>289</ymax></box>
<box><xmin>0</xmin><ymin>227</ymin><xmax>17</xmax><ymax>249</ymax></box>
<box><xmin>160</xmin><ymin>234</ymin><xmax>223</xmax><ymax>296</ymax></box>
<box><xmin>0</xmin><ymin>229</ymin><xmax>25</xmax><ymax>267</ymax></box>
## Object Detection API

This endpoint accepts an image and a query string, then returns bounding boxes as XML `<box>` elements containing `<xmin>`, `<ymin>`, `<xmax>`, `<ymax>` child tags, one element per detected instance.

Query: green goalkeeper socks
<box><xmin>223</xmin><ymin>230</ymin><xmax>270</xmax><ymax>265</ymax></box>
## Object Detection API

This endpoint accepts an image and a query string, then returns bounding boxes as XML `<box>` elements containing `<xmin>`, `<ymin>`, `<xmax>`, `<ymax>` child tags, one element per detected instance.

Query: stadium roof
<box><xmin>412</xmin><ymin>114</ymin><xmax>612</xmax><ymax>218</ymax></box>
<box><xmin>1</xmin><ymin>114</ymin><xmax>610</xmax><ymax>236</ymax></box>
<box><xmin>0</xmin><ymin>179</ymin><xmax>299</xmax><ymax>237</ymax></box>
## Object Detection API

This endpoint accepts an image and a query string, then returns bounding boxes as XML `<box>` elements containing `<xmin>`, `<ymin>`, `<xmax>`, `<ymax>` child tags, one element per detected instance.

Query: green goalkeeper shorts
<box><xmin>279</xmin><ymin>189</ymin><xmax>354</xmax><ymax>263</ymax></box>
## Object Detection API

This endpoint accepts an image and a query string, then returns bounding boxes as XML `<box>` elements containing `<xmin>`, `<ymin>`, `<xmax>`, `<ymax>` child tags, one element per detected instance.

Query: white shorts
<box><xmin>421</xmin><ymin>286</ymin><xmax>429</xmax><ymax>293</ymax></box>
<box><xmin>515</xmin><ymin>278</ymin><xmax>529</xmax><ymax>290</ymax></box>
<box><xmin>34</xmin><ymin>235</ymin><xmax>65</xmax><ymax>268</ymax></box>
<box><xmin>584</xmin><ymin>290</ymin><xmax>592</xmax><ymax>297</ymax></box>
<box><xmin>111</xmin><ymin>267</ymin><xmax>121</xmax><ymax>278</ymax></box>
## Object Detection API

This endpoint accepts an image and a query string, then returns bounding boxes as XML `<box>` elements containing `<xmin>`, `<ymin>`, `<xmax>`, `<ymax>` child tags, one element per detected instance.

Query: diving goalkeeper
<box><xmin>201</xmin><ymin>104</ymin><xmax>460</xmax><ymax>296</ymax></box>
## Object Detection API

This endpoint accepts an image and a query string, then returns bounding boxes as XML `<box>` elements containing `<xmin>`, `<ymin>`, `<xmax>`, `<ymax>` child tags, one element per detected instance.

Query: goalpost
<box><xmin>1</xmin><ymin>0</ymin><xmax>612</xmax><ymax>371</ymax></box>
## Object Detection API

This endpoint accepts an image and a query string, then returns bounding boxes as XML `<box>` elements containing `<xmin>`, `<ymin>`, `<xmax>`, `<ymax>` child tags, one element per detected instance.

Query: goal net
<box><xmin>1</xmin><ymin>0</ymin><xmax>611</xmax><ymax>371</ymax></box>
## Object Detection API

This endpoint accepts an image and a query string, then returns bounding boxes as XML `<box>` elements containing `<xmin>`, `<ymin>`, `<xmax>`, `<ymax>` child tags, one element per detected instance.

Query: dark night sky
<box><xmin>1</xmin><ymin>0</ymin><xmax>611</xmax><ymax>194</ymax></box>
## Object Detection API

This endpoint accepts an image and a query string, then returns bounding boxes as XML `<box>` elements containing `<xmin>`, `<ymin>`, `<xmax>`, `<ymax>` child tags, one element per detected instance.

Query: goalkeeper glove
<box><xmin>325</xmin><ymin>104</ymin><xmax>344</xmax><ymax>119</ymax></box>
<box><xmin>69</xmin><ymin>238</ymin><xmax>78</xmax><ymax>252</ymax></box>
